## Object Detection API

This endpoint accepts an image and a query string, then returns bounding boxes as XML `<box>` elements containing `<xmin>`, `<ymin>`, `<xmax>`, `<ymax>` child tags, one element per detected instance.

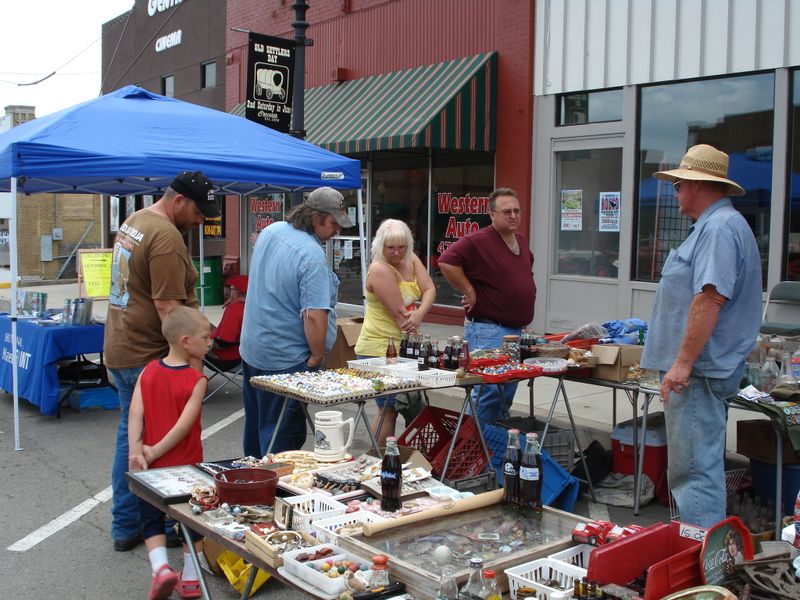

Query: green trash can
<box><xmin>192</xmin><ymin>256</ymin><xmax>223</xmax><ymax>305</ymax></box>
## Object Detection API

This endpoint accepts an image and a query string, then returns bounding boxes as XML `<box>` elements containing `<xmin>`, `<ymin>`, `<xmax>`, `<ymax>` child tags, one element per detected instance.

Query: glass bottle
<box><xmin>380</xmin><ymin>437</ymin><xmax>402</xmax><ymax>511</ymax></box>
<box><xmin>459</xmin><ymin>557</ymin><xmax>484</xmax><ymax>600</ymax></box>
<box><xmin>412</xmin><ymin>334</ymin><xmax>421</xmax><ymax>361</ymax></box>
<box><xmin>519</xmin><ymin>432</ymin><xmax>543</xmax><ymax>513</ymax></box>
<box><xmin>501</xmin><ymin>429</ymin><xmax>521</xmax><ymax>507</ymax></box>
<box><xmin>368</xmin><ymin>554</ymin><xmax>390</xmax><ymax>587</ymax></box>
<box><xmin>458</xmin><ymin>339</ymin><xmax>470</xmax><ymax>370</ymax></box>
<box><xmin>442</xmin><ymin>337</ymin><xmax>453</xmax><ymax>370</ymax></box>
<box><xmin>60</xmin><ymin>298</ymin><xmax>72</xmax><ymax>326</ymax></box>
<box><xmin>502</xmin><ymin>335</ymin><xmax>520</xmax><ymax>363</ymax></box>
<box><xmin>386</xmin><ymin>337</ymin><xmax>398</xmax><ymax>365</ymax></box>
<box><xmin>398</xmin><ymin>332</ymin><xmax>409</xmax><ymax>359</ymax></box>
<box><xmin>418</xmin><ymin>336</ymin><xmax>430</xmax><ymax>371</ymax></box>
<box><xmin>429</xmin><ymin>341</ymin><xmax>440</xmax><ymax>370</ymax></box>
<box><xmin>436</xmin><ymin>564</ymin><xmax>459</xmax><ymax>600</ymax></box>
<box><xmin>479</xmin><ymin>569</ymin><xmax>500</xmax><ymax>600</ymax></box>
<box><xmin>779</xmin><ymin>352</ymin><xmax>798</xmax><ymax>387</ymax></box>
<box><xmin>760</xmin><ymin>355</ymin><xmax>780</xmax><ymax>393</ymax></box>
<box><xmin>768</xmin><ymin>335</ymin><xmax>784</xmax><ymax>361</ymax></box>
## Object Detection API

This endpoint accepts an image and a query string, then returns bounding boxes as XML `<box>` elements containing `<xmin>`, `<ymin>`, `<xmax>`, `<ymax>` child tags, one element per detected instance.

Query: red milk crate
<box><xmin>587</xmin><ymin>521</ymin><xmax>702</xmax><ymax>600</ymax></box>
<box><xmin>397</xmin><ymin>406</ymin><xmax>490</xmax><ymax>481</ymax></box>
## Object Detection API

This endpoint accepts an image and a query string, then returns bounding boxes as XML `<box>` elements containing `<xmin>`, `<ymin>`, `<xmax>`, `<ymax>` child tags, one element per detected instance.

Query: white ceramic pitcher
<box><xmin>313</xmin><ymin>411</ymin><xmax>354</xmax><ymax>462</ymax></box>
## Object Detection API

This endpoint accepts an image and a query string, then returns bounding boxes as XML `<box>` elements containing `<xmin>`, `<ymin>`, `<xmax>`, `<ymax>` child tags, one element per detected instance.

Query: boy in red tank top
<box><xmin>128</xmin><ymin>306</ymin><xmax>210</xmax><ymax>600</ymax></box>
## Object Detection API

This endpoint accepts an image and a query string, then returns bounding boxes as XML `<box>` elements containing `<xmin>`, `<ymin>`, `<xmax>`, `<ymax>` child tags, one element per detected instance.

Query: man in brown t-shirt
<box><xmin>439</xmin><ymin>187</ymin><xmax>537</xmax><ymax>428</ymax></box>
<box><xmin>105</xmin><ymin>171</ymin><xmax>219</xmax><ymax>552</ymax></box>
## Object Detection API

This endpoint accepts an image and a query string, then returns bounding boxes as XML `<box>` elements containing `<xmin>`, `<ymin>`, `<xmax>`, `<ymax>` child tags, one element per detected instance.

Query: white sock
<box><xmin>182</xmin><ymin>553</ymin><xmax>198</xmax><ymax>580</ymax></box>
<box><xmin>149</xmin><ymin>547</ymin><xmax>169</xmax><ymax>575</ymax></box>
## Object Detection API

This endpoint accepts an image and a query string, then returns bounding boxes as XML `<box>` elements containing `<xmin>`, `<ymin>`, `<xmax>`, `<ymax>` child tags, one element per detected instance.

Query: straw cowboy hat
<box><xmin>654</xmin><ymin>144</ymin><xmax>745</xmax><ymax>197</ymax></box>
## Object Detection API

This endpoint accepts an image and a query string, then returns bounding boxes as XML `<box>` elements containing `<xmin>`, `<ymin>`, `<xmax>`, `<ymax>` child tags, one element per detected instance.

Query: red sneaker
<box><xmin>148</xmin><ymin>564</ymin><xmax>178</xmax><ymax>600</ymax></box>
<box><xmin>175</xmin><ymin>572</ymin><xmax>202</xmax><ymax>599</ymax></box>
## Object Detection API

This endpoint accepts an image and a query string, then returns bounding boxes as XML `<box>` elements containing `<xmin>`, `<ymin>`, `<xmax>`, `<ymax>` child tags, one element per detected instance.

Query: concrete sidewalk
<box><xmin>0</xmin><ymin>278</ymin><xmax>760</xmax><ymax>455</ymax></box>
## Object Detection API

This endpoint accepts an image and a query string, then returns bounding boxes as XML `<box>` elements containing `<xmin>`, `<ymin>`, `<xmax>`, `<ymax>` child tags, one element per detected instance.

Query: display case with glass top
<box><xmin>338</xmin><ymin>503</ymin><xmax>577</xmax><ymax>599</ymax></box>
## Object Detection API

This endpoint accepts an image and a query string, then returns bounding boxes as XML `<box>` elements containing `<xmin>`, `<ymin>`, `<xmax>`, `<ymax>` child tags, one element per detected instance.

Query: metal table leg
<box><xmin>771</xmin><ymin>420</ymin><xmax>784</xmax><ymax>540</ymax></box>
<box><xmin>356</xmin><ymin>399</ymin><xmax>382</xmax><ymax>457</ymax></box>
<box><xmin>239</xmin><ymin>564</ymin><xmax>258</xmax><ymax>600</ymax></box>
<box><xmin>554</xmin><ymin>377</ymin><xmax>596</xmax><ymax>501</ymax></box>
<box><xmin>440</xmin><ymin>385</ymin><xmax>492</xmax><ymax>483</ymax></box>
<box><xmin>180</xmin><ymin>522</ymin><xmax>212</xmax><ymax>600</ymax></box>
<box><xmin>265</xmin><ymin>397</ymin><xmax>290</xmax><ymax>455</ymax></box>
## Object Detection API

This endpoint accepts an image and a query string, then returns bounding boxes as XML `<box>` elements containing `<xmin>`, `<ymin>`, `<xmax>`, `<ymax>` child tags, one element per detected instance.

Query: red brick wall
<box><xmin>226</xmin><ymin>0</ymin><xmax>534</xmax><ymax>233</ymax></box>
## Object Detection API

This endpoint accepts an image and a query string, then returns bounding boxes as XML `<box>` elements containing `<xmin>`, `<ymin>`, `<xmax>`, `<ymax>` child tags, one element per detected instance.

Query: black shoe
<box><xmin>113</xmin><ymin>533</ymin><xmax>143</xmax><ymax>552</ymax></box>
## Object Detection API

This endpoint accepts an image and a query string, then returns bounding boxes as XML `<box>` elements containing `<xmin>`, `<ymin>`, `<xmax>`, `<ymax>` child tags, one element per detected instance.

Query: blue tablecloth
<box><xmin>0</xmin><ymin>314</ymin><xmax>105</xmax><ymax>415</ymax></box>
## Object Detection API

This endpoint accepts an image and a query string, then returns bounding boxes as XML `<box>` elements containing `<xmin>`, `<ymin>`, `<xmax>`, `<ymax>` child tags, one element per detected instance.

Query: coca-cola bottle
<box><xmin>501</xmin><ymin>429</ymin><xmax>521</xmax><ymax>506</ymax></box>
<box><xmin>458</xmin><ymin>340</ymin><xmax>471</xmax><ymax>371</ymax></box>
<box><xmin>418</xmin><ymin>335</ymin><xmax>430</xmax><ymax>371</ymax></box>
<box><xmin>519</xmin><ymin>432</ymin><xmax>543</xmax><ymax>513</ymax></box>
<box><xmin>386</xmin><ymin>337</ymin><xmax>398</xmax><ymax>365</ymax></box>
<box><xmin>399</xmin><ymin>332</ymin><xmax>409</xmax><ymax>359</ymax></box>
<box><xmin>380</xmin><ymin>436</ymin><xmax>403</xmax><ymax>512</ymax></box>
<box><xmin>442</xmin><ymin>337</ymin><xmax>453</xmax><ymax>370</ymax></box>
<box><xmin>412</xmin><ymin>334</ymin><xmax>421</xmax><ymax>361</ymax></box>
<box><xmin>429</xmin><ymin>341</ymin><xmax>440</xmax><ymax>370</ymax></box>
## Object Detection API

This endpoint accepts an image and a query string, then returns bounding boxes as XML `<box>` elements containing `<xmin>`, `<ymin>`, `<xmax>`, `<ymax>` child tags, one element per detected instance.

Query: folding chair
<box><xmin>760</xmin><ymin>281</ymin><xmax>800</xmax><ymax>338</ymax></box>
<box><xmin>203</xmin><ymin>358</ymin><xmax>243</xmax><ymax>403</ymax></box>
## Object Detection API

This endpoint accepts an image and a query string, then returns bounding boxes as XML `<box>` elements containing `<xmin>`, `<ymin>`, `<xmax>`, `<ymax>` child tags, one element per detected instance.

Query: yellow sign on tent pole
<box><xmin>78</xmin><ymin>249</ymin><xmax>113</xmax><ymax>299</ymax></box>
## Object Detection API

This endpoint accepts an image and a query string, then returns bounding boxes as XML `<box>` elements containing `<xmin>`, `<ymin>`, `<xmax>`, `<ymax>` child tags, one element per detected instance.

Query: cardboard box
<box><xmin>326</xmin><ymin>317</ymin><xmax>363</xmax><ymax>369</ymax></box>
<box><xmin>365</xmin><ymin>446</ymin><xmax>433</xmax><ymax>472</ymax></box>
<box><xmin>591</xmin><ymin>344</ymin><xmax>644</xmax><ymax>382</ymax></box>
<box><xmin>736</xmin><ymin>419</ymin><xmax>800</xmax><ymax>464</ymax></box>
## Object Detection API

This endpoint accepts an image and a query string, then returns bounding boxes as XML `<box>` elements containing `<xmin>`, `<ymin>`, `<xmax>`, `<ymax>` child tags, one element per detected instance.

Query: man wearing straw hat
<box><xmin>641</xmin><ymin>144</ymin><xmax>762</xmax><ymax>528</ymax></box>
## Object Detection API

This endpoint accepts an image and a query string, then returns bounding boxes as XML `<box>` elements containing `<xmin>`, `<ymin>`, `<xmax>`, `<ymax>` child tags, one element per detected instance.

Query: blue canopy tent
<box><xmin>0</xmin><ymin>85</ymin><xmax>364</xmax><ymax>449</ymax></box>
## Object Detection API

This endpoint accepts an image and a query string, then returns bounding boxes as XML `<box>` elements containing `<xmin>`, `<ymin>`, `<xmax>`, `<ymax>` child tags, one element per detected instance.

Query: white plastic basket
<box><xmin>505</xmin><ymin>558</ymin><xmax>587</xmax><ymax>600</ymax></box>
<box><xmin>282</xmin><ymin>543</ymin><xmax>371</xmax><ymax>595</ymax></box>
<box><xmin>347</xmin><ymin>357</ymin><xmax>417</xmax><ymax>376</ymax></box>
<box><xmin>311</xmin><ymin>510</ymin><xmax>388</xmax><ymax>544</ymax></box>
<box><xmin>277</xmin><ymin>493</ymin><xmax>347</xmax><ymax>534</ymax></box>
<box><xmin>415</xmin><ymin>368</ymin><xmax>457</xmax><ymax>388</ymax></box>
<box><xmin>547</xmin><ymin>544</ymin><xmax>594</xmax><ymax>570</ymax></box>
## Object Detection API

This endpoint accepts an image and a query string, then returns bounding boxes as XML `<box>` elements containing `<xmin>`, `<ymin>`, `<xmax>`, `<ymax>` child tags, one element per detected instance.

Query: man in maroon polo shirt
<box><xmin>438</xmin><ymin>187</ymin><xmax>537</xmax><ymax>427</ymax></box>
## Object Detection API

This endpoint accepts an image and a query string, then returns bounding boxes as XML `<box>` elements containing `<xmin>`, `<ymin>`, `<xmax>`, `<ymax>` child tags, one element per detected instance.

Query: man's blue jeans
<box><xmin>464</xmin><ymin>320</ymin><xmax>521</xmax><ymax>428</ymax></box>
<box><xmin>242</xmin><ymin>361</ymin><xmax>310</xmax><ymax>457</ymax></box>
<box><xmin>108</xmin><ymin>366</ymin><xmax>144</xmax><ymax>541</ymax></box>
<box><xmin>663</xmin><ymin>364</ymin><xmax>743</xmax><ymax>528</ymax></box>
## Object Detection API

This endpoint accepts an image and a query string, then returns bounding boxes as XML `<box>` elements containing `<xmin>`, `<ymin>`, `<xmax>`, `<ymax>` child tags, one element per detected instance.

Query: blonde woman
<box><xmin>355</xmin><ymin>219</ymin><xmax>436</xmax><ymax>445</ymax></box>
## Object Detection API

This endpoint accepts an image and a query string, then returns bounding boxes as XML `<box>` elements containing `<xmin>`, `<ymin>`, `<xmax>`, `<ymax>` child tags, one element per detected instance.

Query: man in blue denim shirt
<box><xmin>641</xmin><ymin>144</ymin><xmax>762</xmax><ymax>528</ymax></box>
<box><xmin>240</xmin><ymin>187</ymin><xmax>353</xmax><ymax>456</ymax></box>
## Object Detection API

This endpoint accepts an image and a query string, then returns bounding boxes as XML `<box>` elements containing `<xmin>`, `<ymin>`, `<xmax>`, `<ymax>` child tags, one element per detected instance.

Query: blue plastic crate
<box><xmin>484</xmin><ymin>423</ymin><xmax>580</xmax><ymax>512</ymax></box>
<box><xmin>68</xmin><ymin>386</ymin><xmax>119</xmax><ymax>411</ymax></box>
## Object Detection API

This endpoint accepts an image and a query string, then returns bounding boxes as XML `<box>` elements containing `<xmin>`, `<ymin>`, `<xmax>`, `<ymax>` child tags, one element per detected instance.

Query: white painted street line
<box><xmin>6</xmin><ymin>409</ymin><xmax>244</xmax><ymax>552</ymax></box>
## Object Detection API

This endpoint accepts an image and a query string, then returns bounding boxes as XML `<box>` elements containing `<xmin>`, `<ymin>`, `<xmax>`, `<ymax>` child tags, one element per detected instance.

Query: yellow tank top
<box><xmin>355</xmin><ymin>264</ymin><xmax>422</xmax><ymax>357</ymax></box>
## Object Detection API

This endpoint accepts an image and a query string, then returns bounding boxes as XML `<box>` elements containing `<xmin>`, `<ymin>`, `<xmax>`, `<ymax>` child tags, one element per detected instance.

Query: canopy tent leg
<box><xmin>357</xmin><ymin>189</ymin><xmax>366</xmax><ymax>299</ymax></box>
<box><xmin>198</xmin><ymin>223</ymin><xmax>205</xmax><ymax>312</ymax></box>
<box><xmin>10</xmin><ymin>176</ymin><xmax>22</xmax><ymax>451</ymax></box>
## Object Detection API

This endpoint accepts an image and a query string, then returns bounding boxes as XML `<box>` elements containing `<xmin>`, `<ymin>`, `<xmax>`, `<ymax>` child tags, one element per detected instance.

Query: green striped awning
<box><xmin>305</xmin><ymin>52</ymin><xmax>496</xmax><ymax>154</ymax></box>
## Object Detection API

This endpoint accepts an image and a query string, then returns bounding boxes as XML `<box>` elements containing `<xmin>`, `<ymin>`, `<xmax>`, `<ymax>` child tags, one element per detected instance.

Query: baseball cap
<box><xmin>170</xmin><ymin>171</ymin><xmax>220</xmax><ymax>217</ymax></box>
<box><xmin>306</xmin><ymin>187</ymin><xmax>354</xmax><ymax>228</ymax></box>
<box><xmin>225</xmin><ymin>274</ymin><xmax>249</xmax><ymax>293</ymax></box>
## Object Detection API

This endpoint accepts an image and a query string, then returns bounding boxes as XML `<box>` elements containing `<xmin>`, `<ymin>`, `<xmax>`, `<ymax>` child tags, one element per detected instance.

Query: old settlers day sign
<box><xmin>245</xmin><ymin>33</ymin><xmax>295</xmax><ymax>133</ymax></box>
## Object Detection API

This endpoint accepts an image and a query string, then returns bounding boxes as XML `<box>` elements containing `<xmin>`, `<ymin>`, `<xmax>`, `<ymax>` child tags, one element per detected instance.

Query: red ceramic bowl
<box><xmin>214</xmin><ymin>468</ymin><xmax>279</xmax><ymax>506</ymax></box>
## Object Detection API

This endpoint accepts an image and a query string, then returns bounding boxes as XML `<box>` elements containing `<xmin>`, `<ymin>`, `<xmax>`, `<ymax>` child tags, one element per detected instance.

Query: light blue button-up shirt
<box><xmin>240</xmin><ymin>221</ymin><xmax>339</xmax><ymax>371</ymax></box>
<box><xmin>641</xmin><ymin>198</ymin><xmax>762</xmax><ymax>379</ymax></box>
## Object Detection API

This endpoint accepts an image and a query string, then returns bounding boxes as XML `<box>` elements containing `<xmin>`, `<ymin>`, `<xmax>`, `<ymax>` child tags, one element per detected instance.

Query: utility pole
<box><xmin>290</xmin><ymin>1</ymin><xmax>312</xmax><ymax>140</ymax></box>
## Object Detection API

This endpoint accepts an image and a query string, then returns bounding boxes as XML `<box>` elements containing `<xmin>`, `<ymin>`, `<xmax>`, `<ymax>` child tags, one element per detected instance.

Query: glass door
<box><xmin>555</xmin><ymin>148</ymin><xmax>622</xmax><ymax>278</ymax></box>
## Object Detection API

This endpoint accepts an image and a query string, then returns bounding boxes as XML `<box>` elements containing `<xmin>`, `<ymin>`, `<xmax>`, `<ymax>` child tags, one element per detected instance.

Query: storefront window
<box><xmin>787</xmin><ymin>71</ymin><xmax>800</xmax><ymax>281</ymax></box>
<box><xmin>431</xmin><ymin>151</ymin><xmax>494</xmax><ymax>306</ymax></box>
<box><xmin>245</xmin><ymin>193</ymin><xmax>285</xmax><ymax>263</ymax></box>
<box><xmin>558</xmin><ymin>89</ymin><xmax>623</xmax><ymax>125</ymax></box>
<box><xmin>636</xmin><ymin>73</ymin><xmax>774</xmax><ymax>283</ymax></box>
<box><xmin>555</xmin><ymin>148</ymin><xmax>622</xmax><ymax>278</ymax></box>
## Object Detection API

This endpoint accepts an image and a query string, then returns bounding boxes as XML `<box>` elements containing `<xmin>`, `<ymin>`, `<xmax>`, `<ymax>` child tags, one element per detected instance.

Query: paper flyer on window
<box><xmin>560</xmin><ymin>189</ymin><xmax>583</xmax><ymax>231</ymax></box>
<box><xmin>599</xmin><ymin>191</ymin><xmax>621</xmax><ymax>232</ymax></box>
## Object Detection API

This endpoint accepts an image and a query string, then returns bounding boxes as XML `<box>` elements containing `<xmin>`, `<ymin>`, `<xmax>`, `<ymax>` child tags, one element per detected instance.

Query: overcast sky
<box><xmin>0</xmin><ymin>1</ymin><xmax>135</xmax><ymax>118</ymax></box>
